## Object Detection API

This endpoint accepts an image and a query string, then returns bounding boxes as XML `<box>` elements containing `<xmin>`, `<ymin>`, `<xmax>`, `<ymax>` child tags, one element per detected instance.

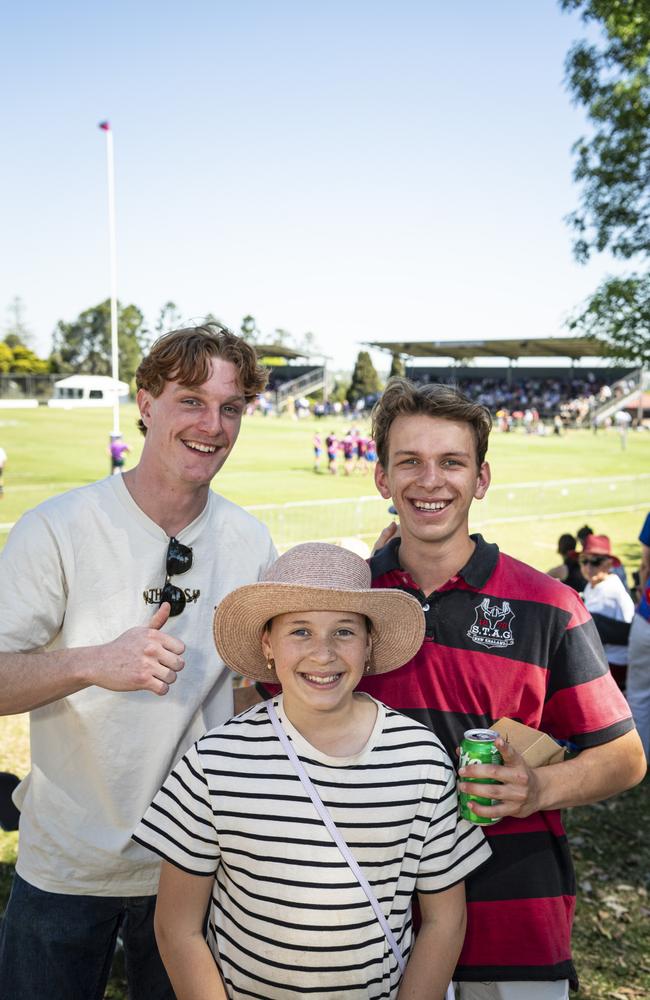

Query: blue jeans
<box><xmin>0</xmin><ymin>872</ymin><xmax>175</xmax><ymax>1000</ymax></box>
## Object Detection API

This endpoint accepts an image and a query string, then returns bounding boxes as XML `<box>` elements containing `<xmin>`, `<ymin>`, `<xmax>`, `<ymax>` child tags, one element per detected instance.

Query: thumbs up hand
<box><xmin>147</xmin><ymin>601</ymin><xmax>172</xmax><ymax>631</ymax></box>
<box><xmin>91</xmin><ymin>602</ymin><xmax>187</xmax><ymax>696</ymax></box>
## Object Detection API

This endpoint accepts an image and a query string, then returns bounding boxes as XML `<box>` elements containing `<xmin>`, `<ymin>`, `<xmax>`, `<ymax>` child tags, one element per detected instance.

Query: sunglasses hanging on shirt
<box><xmin>160</xmin><ymin>536</ymin><xmax>193</xmax><ymax>616</ymax></box>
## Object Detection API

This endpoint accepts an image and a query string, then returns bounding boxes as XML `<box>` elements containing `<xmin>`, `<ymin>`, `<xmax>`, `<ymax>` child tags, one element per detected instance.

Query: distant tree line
<box><xmin>0</xmin><ymin>299</ymin><xmax>332</xmax><ymax>387</ymax></box>
<box><xmin>1</xmin><ymin>295</ymin><xmax>397</xmax><ymax>404</ymax></box>
<box><xmin>1</xmin><ymin>289</ymin><xmax>406</xmax><ymax>405</ymax></box>
<box><xmin>0</xmin><ymin>297</ymin><xmax>49</xmax><ymax>374</ymax></box>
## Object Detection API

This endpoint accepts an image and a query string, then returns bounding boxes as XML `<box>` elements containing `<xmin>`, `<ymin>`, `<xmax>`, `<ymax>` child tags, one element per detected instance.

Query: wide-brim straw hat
<box><xmin>213</xmin><ymin>542</ymin><xmax>425</xmax><ymax>683</ymax></box>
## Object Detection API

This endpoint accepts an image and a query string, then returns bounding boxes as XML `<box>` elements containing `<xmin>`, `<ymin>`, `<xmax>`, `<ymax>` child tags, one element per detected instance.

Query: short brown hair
<box><xmin>372</xmin><ymin>377</ymin><xmax>492</xmax><ymax>468</ymax></box>
<box><xmin>135</xmin><ymin>324</ymin><xmax>268</xmax><ymax>435</ymax></box>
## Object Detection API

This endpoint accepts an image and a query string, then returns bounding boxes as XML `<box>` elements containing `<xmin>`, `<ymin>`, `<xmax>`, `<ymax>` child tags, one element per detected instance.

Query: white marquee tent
<box><xmin>48</xmin><ymin>375</ymin><xmax>130</xmax><ymax>409</ymax></box>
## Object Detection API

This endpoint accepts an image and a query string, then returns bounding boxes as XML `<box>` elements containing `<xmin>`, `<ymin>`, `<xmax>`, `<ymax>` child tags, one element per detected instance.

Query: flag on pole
<box><xmin>98</xmin><ymin>121</ymin><xmax>111</xmax><ymax>131</ymax></box>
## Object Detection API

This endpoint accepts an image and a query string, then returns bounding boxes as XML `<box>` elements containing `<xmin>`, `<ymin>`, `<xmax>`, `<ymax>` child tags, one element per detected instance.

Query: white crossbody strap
<box><xmin>266</xmin><ymin>699</ymin><xmax>406</xmax><ymax>974</ymax></box>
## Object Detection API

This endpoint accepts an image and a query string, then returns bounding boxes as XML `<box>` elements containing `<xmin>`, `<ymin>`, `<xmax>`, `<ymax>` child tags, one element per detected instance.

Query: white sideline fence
<box><xmin>1</xmin><ymin>473</ymin><xmax>648</xmax><ymax>550</ymax></box>
<box><xmin>244</xmin><ymin>473</ymin><xmax>650</xmax><ymax>552</ymax></box>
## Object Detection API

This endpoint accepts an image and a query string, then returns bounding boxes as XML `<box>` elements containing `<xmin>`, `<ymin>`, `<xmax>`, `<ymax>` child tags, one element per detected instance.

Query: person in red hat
<box><xmin>580</xmin><ymin>535</ymin><xmax>635</xmax><ymax>690</ymax></box>
<box><xmin>577</xmin><ymin>523</ymin><xmax>630</xmax><ymax>592</ymax></box>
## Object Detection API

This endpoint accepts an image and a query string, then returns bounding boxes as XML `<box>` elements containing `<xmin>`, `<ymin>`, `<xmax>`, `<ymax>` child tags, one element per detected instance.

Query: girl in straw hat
<box><xmin>134</xmin><ymin>543</ymin><xmax>491</xmax><ymax>1000</ymax></box>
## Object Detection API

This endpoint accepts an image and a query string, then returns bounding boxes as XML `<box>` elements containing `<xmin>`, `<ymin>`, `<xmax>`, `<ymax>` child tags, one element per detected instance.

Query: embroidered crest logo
<box><xmin>467</xmin><ymin>598</ymin><xmax>515</xmax><ymax>649</ymax></box>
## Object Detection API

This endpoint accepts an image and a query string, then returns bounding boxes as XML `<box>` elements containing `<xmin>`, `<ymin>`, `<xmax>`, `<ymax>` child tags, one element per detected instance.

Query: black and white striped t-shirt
<box><xmin>133</xmin><ymin>695</ymin><xmax>491</xmax><ymax>999</ymax></box>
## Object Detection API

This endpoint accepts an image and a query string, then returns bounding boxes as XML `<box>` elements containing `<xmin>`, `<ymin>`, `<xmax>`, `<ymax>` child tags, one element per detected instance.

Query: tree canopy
<box><xmin>346</xmin><ymin>351</ymin><xmax>381</xmax><ymax>405</ymax></box>
<box><xmin>561</xmin><ymin>0</ymin><xmax>650</xmax><ymax>263</ymax></box>
<box><xmin>6</xmin><ymin>344</ymin><xmax>49</xmax><ymax>374</ymax></box>
<box><xmin>568</xmin><ymin>273</ymin><xmax>650</xmax><ymax>365</ymax></box>
<box><xmin>1</xmin><ymin>297</ymin><xmax>48</xmax><ymax>373</ymax></box>
<box><xmin>154</xmin><ymin>301</ymin><xmax>184</xmax><ymax>343</ymax></box>
<box><xmin>4</xmin><ymin>296</ymin><xmax>33</xmax><ymax>348</ymax></box>
<box><xmin>389</xmin><ymin>353</ymin><xmax>405</xmax><ymax>379</ymax></box>
<box><xmin>0</xmin><ymin>340</ymin><xmax>49</xmax><ymax>374</ymax></box>
<box><xmin>239</xmin><ymin>315</ymin><xmax>321</xmax><ymax>355</ymax></box>
<box><xmin>50</xmin><ymin>300</ymin><xmax>146</xmax><ymax>384</ymax></box>
<box><xmin>240</xmin><ymin>315</ymin><xmax>261</xmax><ymax>344</ymax></box>
<box><xmin>561</xmin><ymin>0</ymin><xmax>650</xmax><ymax>366</ymax></box>
<box><xmin>0</xmin><ymin>342</ymin><xmax>14</xmax><ymax>373</ymax></box>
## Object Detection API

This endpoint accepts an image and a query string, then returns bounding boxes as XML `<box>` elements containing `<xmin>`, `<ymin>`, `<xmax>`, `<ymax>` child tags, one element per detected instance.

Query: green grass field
<box><xmin>0</xmin><ymin>404</ymin><xmax>648</xmax><ymax>998</ymax></box>
<box><xmin>1</xmin><ymin>403</ymin><xmax>648</xmax><ymax>569</ymax></box>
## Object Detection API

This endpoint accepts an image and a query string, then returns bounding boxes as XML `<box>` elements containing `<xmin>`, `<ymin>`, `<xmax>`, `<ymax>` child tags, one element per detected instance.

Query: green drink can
<box><xmin>458</xmin><ymin>728</ymin><xmax>503</xmax><ymax>825</ymax></box>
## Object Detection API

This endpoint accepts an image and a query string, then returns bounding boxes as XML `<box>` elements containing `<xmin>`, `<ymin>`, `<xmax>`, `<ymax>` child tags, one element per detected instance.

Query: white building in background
<box><xmin>48</xmin><ymin>375</ymin><xmax>130</xmax><ymax>409</ymax></box>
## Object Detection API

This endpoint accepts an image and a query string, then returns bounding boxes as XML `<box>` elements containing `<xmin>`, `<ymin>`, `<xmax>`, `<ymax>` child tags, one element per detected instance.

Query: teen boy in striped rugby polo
<box><xmin>358</xmin><ymin>378</ymin><xmax>645</xmax><ymax>1000</ymax></box>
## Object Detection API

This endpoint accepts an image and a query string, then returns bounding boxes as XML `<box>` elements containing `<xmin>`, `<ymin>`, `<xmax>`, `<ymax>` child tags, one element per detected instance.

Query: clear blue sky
<box><xmin>1</xmin><ymin>0</ymin><xmax>617</xmax><ymax>372</ymax></box>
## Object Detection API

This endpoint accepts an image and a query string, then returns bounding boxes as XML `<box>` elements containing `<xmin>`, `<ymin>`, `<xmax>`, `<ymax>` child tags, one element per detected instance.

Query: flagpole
<box><xmin>99</xmin><ymin>120</ymin><xmax>120</xmax><ymax>435</ymax></box>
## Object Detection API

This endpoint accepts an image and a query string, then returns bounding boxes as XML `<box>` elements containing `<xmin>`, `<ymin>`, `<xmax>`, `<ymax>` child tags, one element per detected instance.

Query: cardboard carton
<box><xmin>491</xmin><ymin>717</ymin><xmax>566</xmax><ymax>767</ymax></box>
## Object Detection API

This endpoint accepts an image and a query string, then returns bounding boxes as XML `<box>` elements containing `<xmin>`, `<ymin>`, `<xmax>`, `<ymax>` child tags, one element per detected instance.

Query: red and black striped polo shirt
<box><xmin>357</xmin><ymin>534</ymin><xmax>634</xmax><ymax>987</ymax></box>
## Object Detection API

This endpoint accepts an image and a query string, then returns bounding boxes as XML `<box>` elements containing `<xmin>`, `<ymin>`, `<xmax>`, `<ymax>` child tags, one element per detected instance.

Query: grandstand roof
<box><xmin>365</xmin><ymin>336</ymin><xmax>609</xmax><ymax>362</ymax></box>
<box><xmin>254</xmin><ymin>344</ymin><xmax>306</xmax><ymax>360</ymax></box>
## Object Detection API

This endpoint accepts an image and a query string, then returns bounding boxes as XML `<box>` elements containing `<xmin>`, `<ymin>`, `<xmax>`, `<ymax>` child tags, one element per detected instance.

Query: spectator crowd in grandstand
<box><xmin>410</xmin><ymin>371</ymin><xmax>628</xmax><ymax>427</ymax></box>
<box><xmin>263</xmin><ymin>367</ymin><xmax>644</xmax><ymax>433</ymax></box>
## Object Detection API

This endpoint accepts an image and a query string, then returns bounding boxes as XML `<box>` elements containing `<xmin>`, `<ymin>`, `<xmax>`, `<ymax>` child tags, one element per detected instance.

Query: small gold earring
<box><xmin>364</xmin><ymin>659</ymin><xmax>371</xmax><ymax>674</ymax></box>
<box><xmin>266</xmin><ymin>658</ymin><xmax>275</xmax><ymax>672</ymax></box>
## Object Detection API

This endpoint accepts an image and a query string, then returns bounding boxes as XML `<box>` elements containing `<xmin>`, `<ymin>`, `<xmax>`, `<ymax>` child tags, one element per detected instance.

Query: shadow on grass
<box><xmin>564</xmin><ymin>775</ymin><xmax>650</xmax><ymax>999</ymax></box>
